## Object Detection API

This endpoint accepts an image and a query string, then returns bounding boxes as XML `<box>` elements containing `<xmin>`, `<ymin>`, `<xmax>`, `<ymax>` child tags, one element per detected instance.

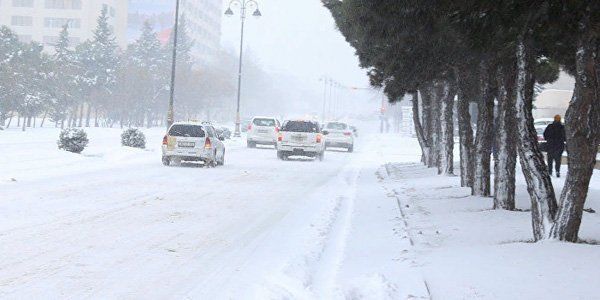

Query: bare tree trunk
<box><xmin>40</xmin><ymin>111</ymin><xmax>47</xmax><ymax>128</ymax></box>
<box><xmin>456</xmin><ymin>68</ymin><xmax>475</xmax><ymax>187</ymax></box>
<box><xmin>17</xmin><ymin>115</ymin><xmax>20</xmax><ymax>127</ymax></box>
<box><xmin>22</xmin><ymin>115</ymin><xmax>26</xmax><ymax>132</ymax></box>
<box><xmin>85</xmin><ymin>104</ymin><xmax>92</xmax><ymax>127</ymax></box>
<box><xmin>437</xmin><ymin>81</ymin><xmax>456</xmax><ymax>175</ymax></box>
<box><xmin>421</xmin><ymin>85</ymin><xmax>435</xmax><ymax>167</ymax></box>
<box><xmin>27</xmin><ymin>116</ymin><xmax>32</xmax><ymax>128</ymax></box>
<box><xmin>494</xmin><ymin>63</ymin><xmax>518</xmax><ymax>210</ymax></box>
<box><xmin>428</xmin><ymin>83</ymin><xmax>441</xmax><ymax>169</ymax></box>
<box><xmin>550</xmin><ymin>29</ymin><xmax>600</xmax><ymax>242</ymax></box>
<box><xmin>515</xmin><ymin>36</ymin><xmax>558</xmax><ymax>241</ymax></box>
<box><xmin>6</xmin><ymin>113</ymin><xmax>13</xmax><ymax>128</ymax></box>
<box><xmin>78</xmin><ymin>104</ymin><xmax>84</xmax><ymax>127</ymax></box>
<box><xmin>94</xmin><ymin>107</ymin><xmax>100</xmax><ymax>127</ymax></box>
<box><xmin>473</xmin><ymin>62</ymin><xmax>495</xmax><ymax>196</ymax></box>
<box><xmin>412</xmin><ymin>91</ymin><xmax>432</xmax><ymax>165</ymax></box>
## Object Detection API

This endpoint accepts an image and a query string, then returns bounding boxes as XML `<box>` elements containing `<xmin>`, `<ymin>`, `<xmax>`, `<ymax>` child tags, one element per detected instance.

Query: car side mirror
<box><xmin>322</xmin><ymin>130</ymin><xmax>329</xmax><ymax>135</ymax></box>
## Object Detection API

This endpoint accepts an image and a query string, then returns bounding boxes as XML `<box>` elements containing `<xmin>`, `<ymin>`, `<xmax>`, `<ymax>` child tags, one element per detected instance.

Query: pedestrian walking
<box><xmin>543</xmin><ymin>115</ymin><xmax>566</xmax><ymax>178</ymax></box>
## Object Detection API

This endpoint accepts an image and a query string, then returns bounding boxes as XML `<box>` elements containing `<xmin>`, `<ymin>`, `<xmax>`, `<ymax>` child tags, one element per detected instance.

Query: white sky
<box><xmin>219</xmin><ymin>0</ymin><xmax>370</xmax><ymax>90</ymax></box>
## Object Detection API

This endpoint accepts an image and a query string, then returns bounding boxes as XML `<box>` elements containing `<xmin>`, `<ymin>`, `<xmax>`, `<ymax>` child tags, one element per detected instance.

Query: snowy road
<box><xmin>0</xmin><ymin>125</ymin><xmax>424</xmax><ymax>299</ymax></box>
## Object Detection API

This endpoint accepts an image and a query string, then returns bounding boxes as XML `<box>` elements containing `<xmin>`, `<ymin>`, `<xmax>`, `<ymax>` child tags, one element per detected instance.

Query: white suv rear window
<box><xmin>169</xmin><ymin>125</ymin><xmax>205</xmax><ymax>137</ymax></box>
<box><xmin>282</xmin><ymin>121</ymin><xmax>320</xmax><ymax>133</ymax></box>
<box><xmin>326</xmin><ymin>123</ymin><xmax>348</xmax><ymax>130</ymax></box>
<box><xmin>253</xmin><ymin>118</ymin><xmax>276</xmax><ymax>127</ymax></box>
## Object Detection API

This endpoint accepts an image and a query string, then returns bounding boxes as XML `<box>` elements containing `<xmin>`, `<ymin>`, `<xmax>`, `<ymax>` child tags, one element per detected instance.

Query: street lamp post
<box><xmin>166</xmin><ymin>0</ymin><xmax>181</xmax><ymax>129</ymax></box>
<box><xmin>225</xmin><ymin>0</ymin><xmax>261</xmax><ymax>137</ymax></box>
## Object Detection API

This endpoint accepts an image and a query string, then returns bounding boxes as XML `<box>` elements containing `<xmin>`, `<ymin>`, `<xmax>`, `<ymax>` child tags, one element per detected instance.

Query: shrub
<box><xmin>121</xmin><ymin>128</ymin><xmax>146</xmax><ymax>149</ymax></box>
<box><xmin>58</xmin><ymin>128</ymin><xmax>89</xmax><ymax>154</ymax></box>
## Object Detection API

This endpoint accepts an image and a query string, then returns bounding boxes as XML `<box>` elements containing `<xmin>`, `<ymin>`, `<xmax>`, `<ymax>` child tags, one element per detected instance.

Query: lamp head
<box><xmin>252</xmin><ymin>8</ymin><xmax>262</xmax><ymax>17</ymax></box>
<box><xmin>225</xmin><ymin>7</ymin><xmax>234</xmax><ymax>16</ymax></box>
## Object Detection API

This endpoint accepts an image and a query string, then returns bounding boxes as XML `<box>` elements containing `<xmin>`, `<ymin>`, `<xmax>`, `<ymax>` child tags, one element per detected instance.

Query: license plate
<box><xmin>292</xmin><ymin>135</ymin><xmax>306</xmax><ymax>142</ymax></box>
<box><xmin>178</xmin><ymin>141</ymin><xmax>195</xmax><ymax>148</ymax></box>
<box><xmin>258</xmin><ymin>129</ymin><xmax>269</xmax><ymax>134</ymax></box>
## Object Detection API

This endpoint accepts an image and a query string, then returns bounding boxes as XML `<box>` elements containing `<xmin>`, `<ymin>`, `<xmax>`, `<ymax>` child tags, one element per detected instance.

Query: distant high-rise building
<box><xmin>128</xmin><ymin>0</ymin><xmax>222</xmax><ymax>60</ymax></box>
<box><xmin>0</xmin><ymin>0</ymin><xmax>128</xmax><ymax>49</ymax></box>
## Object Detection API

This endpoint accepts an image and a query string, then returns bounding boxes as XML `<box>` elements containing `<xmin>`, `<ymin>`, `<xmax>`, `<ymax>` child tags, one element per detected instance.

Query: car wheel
<box><xmin>348</xmin><ymin>145</ymin><xmax>354</xmax><ymax>153</ymax></box>
<box><xmin>219</xmin><ymin>150</ymin><xmax>225</xmax><ymax>166</ymax></box>
<box><xmin>162</xmin><ymin>156</ymin><xmax>171</xmax><ymax>166</ymax></box>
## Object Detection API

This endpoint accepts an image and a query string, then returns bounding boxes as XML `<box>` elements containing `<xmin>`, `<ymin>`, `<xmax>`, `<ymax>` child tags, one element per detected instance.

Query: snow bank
<box><xmin>383</xmin><ymin>161</ymin><xmax>600</xmax><ymax>299</ymax></box>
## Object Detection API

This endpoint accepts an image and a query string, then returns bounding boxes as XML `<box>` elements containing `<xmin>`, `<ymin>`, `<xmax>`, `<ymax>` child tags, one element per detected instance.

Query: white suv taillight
<box><xmin>204</xmin><ymin>137</ymin><xmax>212</xmax><ymax>149</ymax></box>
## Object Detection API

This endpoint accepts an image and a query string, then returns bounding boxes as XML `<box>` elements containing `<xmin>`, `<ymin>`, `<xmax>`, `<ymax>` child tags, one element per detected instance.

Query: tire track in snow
<box><xmin>307</xmin><ymin>154</ymin><xmax>362</xmax><ymax>298</ymax></box>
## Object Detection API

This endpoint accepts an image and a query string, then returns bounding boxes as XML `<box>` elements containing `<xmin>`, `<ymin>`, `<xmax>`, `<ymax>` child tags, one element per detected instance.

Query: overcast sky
<box><xmin>219</xmin><ymin>0</ymin><xmax>370</xmax><ymax>90</ymax></box>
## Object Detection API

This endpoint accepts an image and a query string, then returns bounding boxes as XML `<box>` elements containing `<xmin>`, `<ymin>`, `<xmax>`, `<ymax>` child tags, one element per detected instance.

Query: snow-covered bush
<box><xmin>121</xmin><ymin>128</ymin><xmax>146</xmax><ymax>149</ymax></box>
<box><xmin>57</xmin><ymin>128</ymin><xmax>89</xmax><ymax>154</ymax></box>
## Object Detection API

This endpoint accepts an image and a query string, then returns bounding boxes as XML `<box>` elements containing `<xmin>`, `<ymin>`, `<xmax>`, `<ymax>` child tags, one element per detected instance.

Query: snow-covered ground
<box><xmin>1</xmin><ymin>123</ymin><xmax>599</xmax><ymax>299</ymax></box>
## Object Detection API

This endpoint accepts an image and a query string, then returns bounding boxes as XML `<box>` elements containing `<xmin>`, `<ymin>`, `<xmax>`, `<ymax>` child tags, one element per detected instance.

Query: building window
<box><xmin>44</xmin><ymin>17</ymin><xmax>81</xmax><ymax>28</ymax></box>
<box><xmin>12</xmin><ymin>0</ymin><xmax>34</xmax><ymax>7</ymax></box>
<box><xmin>11</xmin><ymin>15</ymin><xmax>33</xmax><ymax>26</ymax></box>
<box><xmin>44</xmin><ymin>0</ymin><xmax>82</xmax><ymax>9</ymax></box>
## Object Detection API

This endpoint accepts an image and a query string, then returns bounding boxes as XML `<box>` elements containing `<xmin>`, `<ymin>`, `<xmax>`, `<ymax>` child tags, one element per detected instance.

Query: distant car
<box><xmin>322</xmin><ymin>121</ymin><xmax>354</xmax><ymax>152</ymax></box>
<box><xmin>247</xmin><ymin>116</ymin><xmax>281</xmax><ymax>148</ymax></box>
<box><xmin>350</xmin><ymin>125</ymin><xmax>358</xmax><ymax>137</ymax></box>
<box><xmin>277</xmin><ymin>120</ymin><xmax>325</xmax><ymax>161</ymax></box>
<box><xmin>215</xmin><ymin>126</ymin><xmax>232</xmax><ymax>139</ymax></box>
<box><xmin>162</xmin><ymin>122</ymin><xmax>226</xmax><ymax>167</ymax></box>
<box><xmin>536</xmin><ymin>125</ymin><xmax>547</xmax><ymax>152</ymax></box>
<box><xmin>241</xmin><ymin>118</ymin><xmax>252</xmax><ymax>132</ymax></box>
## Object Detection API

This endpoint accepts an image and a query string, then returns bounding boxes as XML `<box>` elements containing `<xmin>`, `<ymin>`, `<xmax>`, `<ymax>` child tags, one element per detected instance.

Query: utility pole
<box><xmin>166</xmin><ymin>0</ymin><xmax>181</xmax><ymax>129</ymax></box>
<box><xmin>225</xmin><ymin>0</ymin><xmax>262</xmax><ymax>137</ymax></box>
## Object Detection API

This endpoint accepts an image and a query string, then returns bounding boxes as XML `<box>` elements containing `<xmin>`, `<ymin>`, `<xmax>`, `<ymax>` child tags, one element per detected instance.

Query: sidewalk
<box><xmin>381</xmin><ymin>162</ymin><xmax>600</xmax><ymax>299</ymax></box>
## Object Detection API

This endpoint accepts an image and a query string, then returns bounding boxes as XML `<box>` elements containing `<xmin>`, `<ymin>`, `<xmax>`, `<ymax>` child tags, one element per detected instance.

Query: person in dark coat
<box><xmin>543</xmin><ymin>115</ymin><xmax>566</xmax><ymax>177</ymax></box>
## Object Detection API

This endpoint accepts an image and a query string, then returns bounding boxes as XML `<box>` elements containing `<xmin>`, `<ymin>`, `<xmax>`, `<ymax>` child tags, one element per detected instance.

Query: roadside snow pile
<box><xmin>121</xmin><ymin>128</ymin><xmax>146</xmax><ymax>149</ymax></box>
<box><xmin>57</xmin><ymin>128</ymin><xmax>89</xmax><ymax>153</ymax></box>
<box><xmin>382</xmin><ymin>162</ymin><xmax>600</xmax><ymax>299</ymax></box>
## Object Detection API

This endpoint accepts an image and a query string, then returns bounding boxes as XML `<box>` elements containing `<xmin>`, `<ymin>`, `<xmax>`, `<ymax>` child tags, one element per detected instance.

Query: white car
<box><xmin>246</xmin><ymin>116</ymin><xmax>281</xmax><ymax>148</ymax></box>
<box><xmin>162</xmin><ymin>122</ymin><xmax>226</xmax><ymax>167</ymax></box>
<box><xmin>322</xmin><ymin>121</ymin><xmax>354</xmax><ymax>152</ymax></box>
<box><xmin>277</xmin><ymin>120</ymin><xmax>325</xmax><ymax>161</ymax></box>
<box><xmin>533</xmin><ymin>118</ymin><xmax>555</xmax><ymax>127</ymax></box>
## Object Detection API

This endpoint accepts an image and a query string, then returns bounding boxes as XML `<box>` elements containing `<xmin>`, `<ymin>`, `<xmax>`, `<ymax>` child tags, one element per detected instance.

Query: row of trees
<box><xmin>0</xmin><ymin>8</ymin><xmax>239</xmax><ymax>131</ymax></box>
<box><xmin>325</xmin><ymin>1</ymin><xmax>599</xmax><ymax>242</ymax></box>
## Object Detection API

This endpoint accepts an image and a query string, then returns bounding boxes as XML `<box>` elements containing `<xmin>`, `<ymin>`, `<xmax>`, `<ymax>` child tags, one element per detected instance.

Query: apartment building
<box><xmin>128</xmin><ymin>0</ymin><xmax>222</xmax><ymax>59</ymax></box>
<box><xmin>0</xmin><ymin>0</ymin><xmax>128</xmax><ymax>49</ymax></box>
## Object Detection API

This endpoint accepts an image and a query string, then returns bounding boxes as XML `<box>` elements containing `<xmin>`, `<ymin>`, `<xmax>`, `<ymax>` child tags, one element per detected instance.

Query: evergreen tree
<box><xmin>0</xmin><ymin>26</ymin><xmax>22</xmax><ymax>126</ymax></box>
<box><xmin>50</xmin><ymin>24</ymin><xmax>78</xmax><ymax>127</ymax></box>
<box><xmin>80</xmin><ymin>7</ymin><xmax>119</xmax><ymax>127</ymax></box>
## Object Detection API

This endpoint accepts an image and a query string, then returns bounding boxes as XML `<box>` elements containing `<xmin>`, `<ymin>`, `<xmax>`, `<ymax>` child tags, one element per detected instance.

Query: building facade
<box><xmin>128</xmin><ymin>0</ymin><xmax>222</xmax><ymax>60</ymax></box>
<box><xmin>0</xmin><ymin>0</ymin><xmax>128</xmax><ymax>49</ymax></box>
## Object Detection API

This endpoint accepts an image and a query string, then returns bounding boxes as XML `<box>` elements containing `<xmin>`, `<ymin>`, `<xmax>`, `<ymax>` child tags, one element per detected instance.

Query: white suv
<box><xmin>323</xmin><ymin>121</ymin><xmax>354</xmax><ymax>152</ymax></box>
<box><xmin>277</xmin><ymin>120</ymin><xmax>325</xmax><ymax>161</ymax></box>
<box><xmin>246</xmin><ymin>116</ymin><xmax>281</xmax><ymax>148</ymax></box>
<box><xmin>162</xmin><ymin>122</ymin><xmax>226</xmax><ymax>167</ymax></box>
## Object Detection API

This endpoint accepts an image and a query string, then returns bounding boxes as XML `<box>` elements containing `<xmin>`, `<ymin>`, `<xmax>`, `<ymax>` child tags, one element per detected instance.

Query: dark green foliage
<box><xmin>121</xmin><ymin>128</ymin><xmax>146</xmax><ymax>149</ymax></box>
<box><xmin>58</xmin><ymin>128</ymin><xmax>89</xmax><ymax>153</ymax></box>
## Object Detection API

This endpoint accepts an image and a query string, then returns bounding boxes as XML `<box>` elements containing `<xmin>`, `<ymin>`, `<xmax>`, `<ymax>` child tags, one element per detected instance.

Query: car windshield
<box><xmin>253</xmin><ymin>118</ymin><xmax>276</xmax><ymax>127</ymax></box>
<box><xmin>282</xmin><ymin>121</ymin><xmax>320</xmax><ymax>133</ymax></box>
<box><xmin>326</xmin><ymin>123</ymin><xmax>348</xmax><ymax>130</ymax></box>
<box><xmin>168</xmin><ymin>125</ymin><xmax>205</xmax><ymax>137</ymax></box>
